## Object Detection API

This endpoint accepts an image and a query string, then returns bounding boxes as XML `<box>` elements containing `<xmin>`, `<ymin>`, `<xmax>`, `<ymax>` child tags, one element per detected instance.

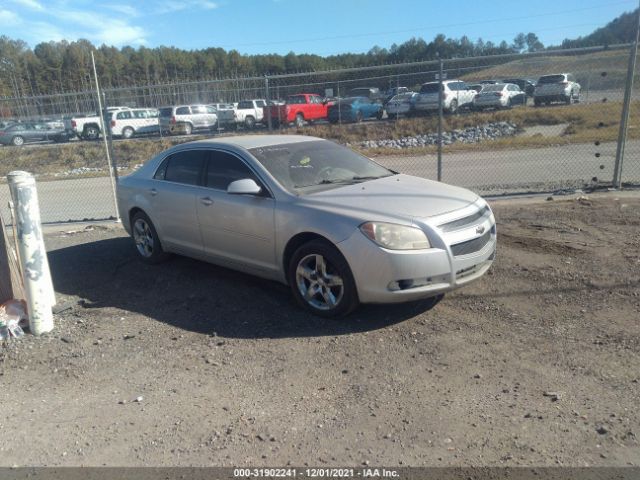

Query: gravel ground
<box><xmin>0</xmin><ymin>192</ymin><xmax>639</xmax><ymax>467</ymax></box>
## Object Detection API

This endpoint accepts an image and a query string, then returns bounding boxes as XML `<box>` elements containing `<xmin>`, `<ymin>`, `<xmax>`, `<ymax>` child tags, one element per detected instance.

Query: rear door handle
<box><xmin>149</xmin><ymin>188</ymin><xmax>158</xmax><ymax>196</ymax></box>
<box><xmin>200</xmin><ymin>196</ymin><xmax>214</xmax><ymax>206</ymax></box>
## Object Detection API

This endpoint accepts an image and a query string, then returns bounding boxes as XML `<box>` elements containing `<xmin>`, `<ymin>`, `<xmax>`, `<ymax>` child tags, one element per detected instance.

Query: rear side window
<box><xmin>176</xmin><ymin>106</ymin><xmax>191</xmax><ymax>115</ymax></box>
<box><xmin>256</xmin><ymin>100</ymin><xmax>266</xmax><ymax>108</ymax></box>
<box><xmin>116</xmin><ymin>111</ymin><xmax>132</xmax><ymax>119</ymax></box>
<box><xmin>191</xmin><ymin>105</ymin><xmax>206</xmax><ymax>114</ymax></box>
<box><xmin>238</xmin><ymin>101</ymin><xmax>253</xmax><ymax>109</ymax></box>
<box><xmin>206</xmin><ymin>151</ymin><xmax>258</xmax><ymax>190</ymax></box>
<box><xmin>163</xmin><ymin>150</ymin><xmax>207</xmax><ymax>185</ymax></box>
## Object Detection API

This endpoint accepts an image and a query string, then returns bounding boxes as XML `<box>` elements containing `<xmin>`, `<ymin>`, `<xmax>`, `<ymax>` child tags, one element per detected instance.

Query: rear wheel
<box><xmin>245</xmin><ymin>116</ymin><xmax>256</xmax><ymax>129</ymax></box>
<box><xmin>288</xmin><ymin>240</ymin><xmax>359</xmax><ymax>318</ymax></box>
<box><xmin>534</xmin><ymin>98</ymin><xmax>542</xmax><ymax>107</ymax></box>
<box><xmin>183</xmin><ymin>123</ymin><xmax>193</xmax><ymax>135</ymax></box>
<box><xmin>294</xmin><ymin>113</ymin><xmax>304</xmax><ymax>128</ymax></box>
<box><xmin>122</xmin><ymin>126</ymin><xmax>134</xmax><ymax>139</ymax></box>
<box><xmin>376</xmin><ymin>108</ymin><xmax>384</xmax><ymax>120</ymax></box>
<box><xmin>131</xmin><ymin>211</ymin><xmax>169</xmax><ymax>264</ymax></box>
<box><xmin>448</xmin><ymin>99</ymin><xmax>458</xmax><ymax>114</ymax></box>
<box><xmin>83</xmin><ymin>125</ymin><xmax>99</xmax><ymax>140</ymax></box>
<box><xmin>11</xmin><ymin>135</ymin><xmax>24</xmax><ymax>146</ymax></box>
<box><xmin>355</xmin><ymin>110</ymin><xmax>363</xmax><ymax>123</ymax></box>
<box><xmin>565</xmin><ymin>92</ymin><xmax>574</xmax><ymax>105</ymax></box>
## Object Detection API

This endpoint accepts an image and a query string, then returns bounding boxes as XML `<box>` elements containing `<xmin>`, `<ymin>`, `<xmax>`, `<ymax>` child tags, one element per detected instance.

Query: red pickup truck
<box><xmin>263</xmin><ymin>93</ymin><xmax>331</xmax><ymax>127</ymax></box>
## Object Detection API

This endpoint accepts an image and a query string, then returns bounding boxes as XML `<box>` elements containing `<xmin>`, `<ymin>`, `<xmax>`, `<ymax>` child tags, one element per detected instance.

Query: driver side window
<box><xmin>206</xmin><ymin>150</ymin><xmax>267</xmax><ymax>194</ymax></box>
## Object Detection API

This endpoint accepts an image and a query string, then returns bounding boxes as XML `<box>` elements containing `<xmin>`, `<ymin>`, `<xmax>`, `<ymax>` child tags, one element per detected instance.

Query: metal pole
<box><xmin>91</xmin><ymin>51</ymin><xmax>120</xmax><ymax>221</ymax></box>
<box><xmin>103</xmin><ymin>92</ymin><xmax>118</xmax><ymax>183</ymax></box>
<box><xmin>265</xmin><ymin>75</ymin><xmax>272</xmax><ymax>132</ymax></box>
<box><xmin>437</xmin><ymin>58</ymin><xmax>444</xmax><ymax>182</ymax></box>
<box><xmin>7</xmin><ymin>171</ymin><xmax>54</xmax><ymax>335</ymax></box>
<box><xmin>613</xmin><ymin>4</ymin><xmax>640</xmax><ymax>188</ymax></box>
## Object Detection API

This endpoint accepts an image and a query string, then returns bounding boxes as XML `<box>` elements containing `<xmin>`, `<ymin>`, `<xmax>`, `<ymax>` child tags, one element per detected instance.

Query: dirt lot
<box><xmin>1</xmin><ymin>192</ymin><xmax>639</xmax><ymax>467</ymax></box>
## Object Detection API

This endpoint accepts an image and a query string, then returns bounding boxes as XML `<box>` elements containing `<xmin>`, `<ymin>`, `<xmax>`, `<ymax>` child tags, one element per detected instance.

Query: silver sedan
<box><xmin>117</xmin><ymin>135</ymin><xmax>496</xmax><ymax>317</ymax></box>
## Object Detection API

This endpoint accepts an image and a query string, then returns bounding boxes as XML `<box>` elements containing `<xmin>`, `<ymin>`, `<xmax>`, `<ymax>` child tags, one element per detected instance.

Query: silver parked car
<box><xmin>117</xmin><ymin>135</ymin><xmax>496</xmax><ymax>317</ymax></box>
<box><xmin>158</xmin><ymin>104</ymin><xmax>218</xmax><ymax>135</ymax></box>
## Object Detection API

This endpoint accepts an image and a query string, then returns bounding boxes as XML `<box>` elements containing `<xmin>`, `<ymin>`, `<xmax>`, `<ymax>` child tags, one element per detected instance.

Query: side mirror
<box><xmin>227</xmin><ymin>178</ymin><xmax>262</xmax><ymax>195</ymax></box>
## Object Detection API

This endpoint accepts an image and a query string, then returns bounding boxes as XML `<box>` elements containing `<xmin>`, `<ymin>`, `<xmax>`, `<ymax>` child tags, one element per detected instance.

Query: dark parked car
<box><xmin>502</xmin><ymin>78</ymin><xmax>536</xmax><ymax>96</ymax></box>
<box><xmin>328</xmin><ymin>97</ymin><xmax>384</xmax><ymax>123</ymax></box>
<box><xmin>0</xmin><ymin>122</ymin><xmax>70</xmax><ymax>146</ymax></box>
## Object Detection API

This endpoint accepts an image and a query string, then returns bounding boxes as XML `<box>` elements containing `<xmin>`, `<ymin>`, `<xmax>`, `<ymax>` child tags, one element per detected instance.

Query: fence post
<box><xmin>265</xmin><ymin>75</ymin><xmax>272</xmax><ymax>132</ymax></box>
<box><xmin>91</xmin><ymin>51</ymin><xmax>120</xmax><ymax>221</ymax></box>
<box><xmin>437</xmin><ymin>58</ymin><xmax>444</xmax><ymax>182</ymax></box>
<box><xmin>7</xmin><ymin>171</ymin><xmax>54</xmax><ymax>335</ymax></box>
<box><xmin>613</xmin><ymin>6</ymin><xmax>640</xmax><ymax>188</ymax></box>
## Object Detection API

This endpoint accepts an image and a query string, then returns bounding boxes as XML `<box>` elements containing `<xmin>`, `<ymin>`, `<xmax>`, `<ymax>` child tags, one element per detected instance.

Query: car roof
<box><xmin>188</xmin><ymin>134</ymin><xmax>320</xmax><ymax>150</ymax></box>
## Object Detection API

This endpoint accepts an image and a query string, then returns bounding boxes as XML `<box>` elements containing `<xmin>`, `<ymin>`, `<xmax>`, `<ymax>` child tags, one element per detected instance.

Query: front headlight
<box><xmin>360</xmin><ymin>222</ymin><xmax>430</xmax><ymax>250</ymax></box>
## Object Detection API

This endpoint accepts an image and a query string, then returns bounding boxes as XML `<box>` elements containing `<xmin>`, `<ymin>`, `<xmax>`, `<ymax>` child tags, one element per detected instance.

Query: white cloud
<box><xmin>0</xmin><ymin>9</ymin><xmax>21</xmax><ymax>25</ymax></box>
<box><xmin>157</xmin><ymin>0</ymin><xmax>218</xmax><ymax>14</ymax></box>
<box><xmin>105</xmin><ymin>4</ymin><xmax>139</xmax><ymax>17</ymax></box>
<box><xmin>9</xmin><ymin>0</ymin><xmax>44</xmax><ymax>11</ymax></box>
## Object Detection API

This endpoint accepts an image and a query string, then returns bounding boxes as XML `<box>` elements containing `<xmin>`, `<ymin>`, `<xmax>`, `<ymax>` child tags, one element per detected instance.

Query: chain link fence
<box><xmin>0</xmin><ymin>44</ymin><xmax>639</xmax><ymax>223</ymax></box>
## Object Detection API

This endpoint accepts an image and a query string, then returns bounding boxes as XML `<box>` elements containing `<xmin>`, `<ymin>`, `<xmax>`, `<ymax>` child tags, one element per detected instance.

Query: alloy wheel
<box><xmin>295</xmin><ymin>254</ymin><xmax>344</xmax><ymax>311</ymax></box>
<box><xmin>133</xmin><ymin>218</ymin><xmax>154</xmax><ymax>258</ymax></box>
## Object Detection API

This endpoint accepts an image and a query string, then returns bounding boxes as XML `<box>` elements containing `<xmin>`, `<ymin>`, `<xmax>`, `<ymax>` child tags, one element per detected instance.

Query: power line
<box><xmin>216</xmin><ymin>0</ymin><xmax>635</xmax><ymax>48</ymax></box>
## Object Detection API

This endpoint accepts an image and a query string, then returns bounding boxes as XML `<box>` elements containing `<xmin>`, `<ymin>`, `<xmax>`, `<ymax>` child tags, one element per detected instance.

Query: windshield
<box><xmin>249</xmin><ymin>140</ymin><xmax>393</xmax><ymax>194</ymax></box>
<box><xmin>538</xmin><ymin>74</ymin><xmax>566</xmax><ymax>84</ymax></box>
<box><xmin>159</xmin><ymin>107</ymin><xmax>173</xmax><ymax>117</ymax></box>
<box><xmin>420</xmin><ymin>83</ymin><xmax>441</xmax><ymax>94</ymax></box>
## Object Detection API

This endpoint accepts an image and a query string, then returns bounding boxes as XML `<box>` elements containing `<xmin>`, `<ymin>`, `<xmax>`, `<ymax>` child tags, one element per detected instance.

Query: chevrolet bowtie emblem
<box><xmin>476</xmin><ymin>225</ymin><xmax>486</xmax><ymax>234</ymax></box>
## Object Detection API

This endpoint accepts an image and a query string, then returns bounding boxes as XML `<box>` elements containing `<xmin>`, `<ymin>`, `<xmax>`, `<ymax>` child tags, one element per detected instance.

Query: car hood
<box><xmin>302</xmin><ymin>174</ymin><xmax>479</xmax><ymax>221</ymax></box>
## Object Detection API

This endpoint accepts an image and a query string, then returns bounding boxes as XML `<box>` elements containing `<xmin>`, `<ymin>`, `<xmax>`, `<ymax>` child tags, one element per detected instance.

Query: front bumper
<box><xmin>336</xmin><ymin>201</ymin><xmax>496</xmax><ymax>303</ymax></box>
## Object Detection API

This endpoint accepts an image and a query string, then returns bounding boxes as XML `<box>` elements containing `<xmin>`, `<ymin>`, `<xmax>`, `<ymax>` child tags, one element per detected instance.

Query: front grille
<box><xmin>450</xmin><ymin>229</ymin><xmax>492</xmax><ymax>256</ymax></box>
<box><xmin>440</xmin><ymin>206</ymin><xmax>490</xmax><ymax>232</ymax></box>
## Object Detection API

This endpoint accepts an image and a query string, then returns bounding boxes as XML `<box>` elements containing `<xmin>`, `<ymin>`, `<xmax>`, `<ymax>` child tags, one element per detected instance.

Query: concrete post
<box><xmin>7</xmin><ymin>171</ymin><xmax>54</xmax><ymax>335</ymax></box>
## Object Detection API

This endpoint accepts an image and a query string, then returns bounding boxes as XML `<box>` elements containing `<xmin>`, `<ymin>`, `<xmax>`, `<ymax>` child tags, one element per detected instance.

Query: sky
<box><xmin>0</xmin><ymin>0</ymin><xmax>637</xmax><ymax>56</ymax></box>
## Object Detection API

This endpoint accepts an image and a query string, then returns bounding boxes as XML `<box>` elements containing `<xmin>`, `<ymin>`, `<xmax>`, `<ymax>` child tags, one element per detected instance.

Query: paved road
<box><xmin>1</xmin><ymin>140</ymin><xmax>638</xmax><ymax>224</ymax></box>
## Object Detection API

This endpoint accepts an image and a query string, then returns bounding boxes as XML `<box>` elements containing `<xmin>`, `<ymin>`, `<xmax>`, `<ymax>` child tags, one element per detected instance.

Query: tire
<box><xmin>294</xmin><ymin>113</ymin><xmax>304</xmax><ymax>128</ymax></box>
<box><xmin>83</xmin><ymin>125</ymin><xmax>99</xmax><ymax>140</ymax></box>
<box><xmin>448</xmin><ymin>99</ymin><xmax>458</xmax><ymax>114</ymax></box>
<box><xmin>566</xmin><ymin>92</ymin><xmax>574</xmax><ymax>105</ymax></box>
<box><xmin>288</xmin><ymin>240</ymin><xmax>359</xmax><ymax>318</ymax></box>
<box><xmin>122</xmin><ymin>127</ymin><xmax>134</xmax><ymax>139</ymax></box>
<box><xmin>534</xmin><ymin>98</ymin><xmax>542</xmax><ymax>107</ymax></box>
<box><xmin>355</xmin><ymin>110</ymin><xmax>363</xmax><ymax>123</ymax></box>
<box><xmin>183</xmin><ymin>123</ymin><xmax>193</xmax><ymax>135</ymax></box>
<box><xmin>245</xmin><ymin>116</ymin><xmax>255</xmax><ymax>129</ymax></box>
<box><xmin>131</xmin><ymin>211</ymin><xmax>170</xmax><ymax>264</ymax></box>
<box><xmin>505</xmin><ymin>98</ymin><xmax>512</xmax><ymax>109</ymax></box>
<box><xmin>11</xmin><ymin>136</ymin><xmax>24</xmax><ymax>146</ymax></box>
<box><xmin>376</xmin><ymin>109</ymin><xmax>384</xmax><ymax>120</ymax></box>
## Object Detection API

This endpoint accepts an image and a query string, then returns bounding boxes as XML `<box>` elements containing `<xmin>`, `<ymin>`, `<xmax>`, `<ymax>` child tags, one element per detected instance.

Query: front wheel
<box><xmin>376</xmin><ymin>109</ymin><xmax>384</xmax><ymax>120</ymax></box>
<box><xmin>11</xmin><ymin>135</ymin><xmax>24</xmax><ymax>146</ymax></box>
<box><xmin>294</xmin><ymin>113</ymin><xmax>304</xmax><ymax>128</ymax></box>
<box><xmin>122</xmin><ymin>127</ymin><xmax>134</xmax><ymax>139</ymax></box>
<box><xmin>565</xmin><ymin>92</ymin><xmax>574</xmax><ymax>105</ymax></box>
<box><xmin>288</xmin><ymin>240</ymin><xmax>359</xmax><ymax>318</ymax></box>
<box><xmin>355</xmin><ymin>110</ymin><xmax>363</xmax><ymax>123</ymax></box>
<box><xmin>131</xmin><ymin>211</ymin><xmax>170</xmax><ymax>264</ymax></box>
<box><xmin>83</xmin><ymin>125</ymin><xmax>99</xmax><ymax>140</ymax></box>
<box><xmin>448</xmin><ymin>99</ymin><xmax>458</xmax><ymax>114</ymax></box>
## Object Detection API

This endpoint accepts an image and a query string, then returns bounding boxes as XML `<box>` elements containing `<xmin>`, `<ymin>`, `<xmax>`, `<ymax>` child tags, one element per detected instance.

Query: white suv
<box><xmin>109</xmin><ymin>108</ymin><xmax>159</xmax><ymax>138</ymax></box>
<box><xmin>158</xmin><ymin>105</ymin><xmax>218</xmax><ymax>135</ymax></box>
<box><xmin>413</xmin><ymin>80</ymin><xmax>476</xmax><ymax>114</ymax></box>
<box><xmin>534</xmin><ymin>73</ymin><xmax>581</xmax><ymax>106</ymax></box>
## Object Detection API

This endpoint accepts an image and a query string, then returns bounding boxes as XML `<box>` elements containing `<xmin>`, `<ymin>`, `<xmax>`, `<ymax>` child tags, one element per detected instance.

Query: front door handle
<box><xmin>200</xmin><ymin>196</ymin><xmax>214</xmax><ymax>206</ymax></box>
<box><xmin>149</xmin><ymin>188</ymin><xmax>158</xmax><ymax>196</ymax></box>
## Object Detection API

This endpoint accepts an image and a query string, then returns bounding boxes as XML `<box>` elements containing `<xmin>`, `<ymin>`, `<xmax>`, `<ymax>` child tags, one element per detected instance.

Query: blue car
<box><xmin>328</xmin><ymin>97</ymin><xmax>384</xmax><ymax>123</ymax></box>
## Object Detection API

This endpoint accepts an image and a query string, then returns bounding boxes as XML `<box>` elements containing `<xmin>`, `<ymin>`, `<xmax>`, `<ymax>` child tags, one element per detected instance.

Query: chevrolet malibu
<box><xmin>117</xmin><ymin>135</ymin><xmax>496</xmax><ymax>317</ymax></box>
